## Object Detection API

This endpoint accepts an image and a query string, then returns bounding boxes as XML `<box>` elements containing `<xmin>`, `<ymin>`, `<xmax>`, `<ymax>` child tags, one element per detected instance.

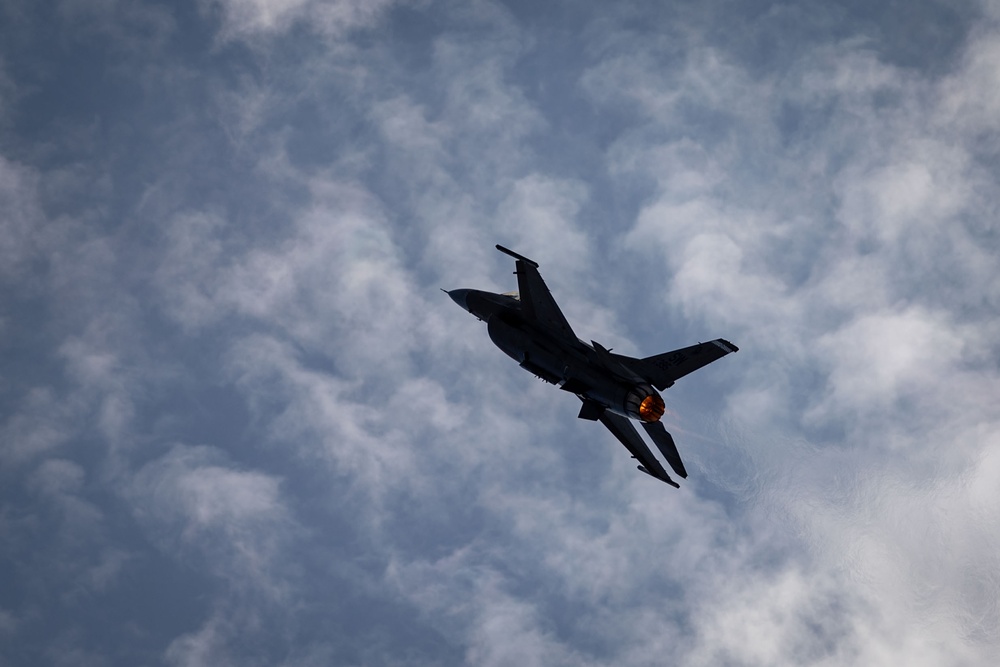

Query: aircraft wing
<box><xmin>618</xmin><ymin>339</ymin><xmax>739</xmax><ymax>391</ymax></box>
<box><xmin>496</xmin><ymin>245</ymin><xmax>577</xmax><ymax>342</ymax></box>
<box><xmin>597</xmin><ymin>410</ymin><xmax>679</xmax><ymax>488</ymax></box>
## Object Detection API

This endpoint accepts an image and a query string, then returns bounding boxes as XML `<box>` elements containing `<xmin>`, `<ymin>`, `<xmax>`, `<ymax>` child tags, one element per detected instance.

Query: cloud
<box><xmin>581</xmin><ymin>5</ymin><xmax>1000</xmax><ymax>663</ymax></box>
<box><xmin>387</xmin><ymin>549</ymin><xmax>597</xmax><ymax>667</ymax></box>
<box><xmin>153</xmin><ymin>211</ymin><xmax>230</xmax><ymax>331</ymax></box>
<box><xmin>0</xmin><ymin>389</ymin><xmax>78</xmax><ymax>466</ymax></box>
<box><xmin>164</xmin><ymin>610</ymin><xmax>235</xmax><ymax>667</ymax></box>
<box><xmin>54</xmin><ymin>0</ymin><xmax>175</xmax><ymax>50</ymax></box>
<box><xmin>0</xmin><ymin>155</ymin><xmax>44</xmax><ymax>283</ymax></box>
<box><xmin>127</xmin><ymin>444</ymin><xmax>295</xmax><ymax>595</ymax></box>
<box><xmin>201</xmin><ymin>0</ymin><xmax>398</xmax><ymax>42</ymax></box>
<box><xmin>3</xmin><ymin>1</ymin><xmax>1000</xmax><ymax>665</ymax></box>
<box><xmin>0</xmin><ymin>608</ymin><xmax>16</xmax><ymax>636</ymax></box>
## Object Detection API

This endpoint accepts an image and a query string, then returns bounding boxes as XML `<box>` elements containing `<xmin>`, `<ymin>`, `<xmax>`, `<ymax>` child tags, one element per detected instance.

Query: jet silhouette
<box><xmin>447</xmin><ymin>245</ymin><xmax>738</xmax><ymax>488</ymax></box>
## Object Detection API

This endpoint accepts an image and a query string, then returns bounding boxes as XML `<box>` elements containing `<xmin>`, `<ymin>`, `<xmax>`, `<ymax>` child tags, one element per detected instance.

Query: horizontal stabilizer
<box><xmin>596</xmin><ymin>408</ymin><xmax>678</xmax><ymax>489</ymax></box>
<box><xmin>642</xmin><ymin>421</ymin><xmax>687</xmax><ymax>478</ymax></box>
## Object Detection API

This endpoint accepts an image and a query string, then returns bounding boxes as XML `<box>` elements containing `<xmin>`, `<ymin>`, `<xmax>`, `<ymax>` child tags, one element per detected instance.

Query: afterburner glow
<box><xmin>639</xmin><ymin>394</ymin><xmax>665</xmax><ymax>422</ymax></box>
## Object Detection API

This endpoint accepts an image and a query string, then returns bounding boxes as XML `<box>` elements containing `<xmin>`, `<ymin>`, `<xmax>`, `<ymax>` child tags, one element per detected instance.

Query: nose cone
<box><xmin>447</xmin><ymin>289</ymin><xmax>471</xmax><ymax>311</ymax></box>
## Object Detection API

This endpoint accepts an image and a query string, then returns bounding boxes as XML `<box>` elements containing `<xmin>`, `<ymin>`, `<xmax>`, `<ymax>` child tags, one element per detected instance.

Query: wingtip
<box><xmin>495</xmin><ymin>244</ymin><xmax>539</xmax><ymax>268</ymax></box>
<box><xmin>713</xmin><ymin>338</ymin><xmax>739</xmax><ymax>354</ymax></box>
<box><xmin>637</xmin><ymin>465</ymin><xmax>680</xmax><ymax>489</ymax></box>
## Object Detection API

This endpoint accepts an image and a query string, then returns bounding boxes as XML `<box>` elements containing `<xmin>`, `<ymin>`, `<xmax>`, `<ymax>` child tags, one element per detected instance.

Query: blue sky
<box><xmin>2</xmin><ymin>0</ymin><xmax>999</xmax><ymax>665</ymax></box>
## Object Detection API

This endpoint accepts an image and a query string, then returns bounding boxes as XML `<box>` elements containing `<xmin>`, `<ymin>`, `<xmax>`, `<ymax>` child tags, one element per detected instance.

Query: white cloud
<box><xmin>128</xmin><ymin>444</ymin><xmax>296</xmax><ymax>598</ymax></box>
<box><xmin>201</xmin><ymin>0</ymin><xmax>398</xmax><ymax>42</ymax></box>
<box><xmin>496</xmin><ymin>174</ymin><xmax>591</xmax><ymax>275</ymax></box>
<box><xmin>938</xmin><ymin>22</ymin><xmax>1000</xmax><ymax>138</ymax></box>
<box><xmin>28</xmin><ymin>458</ymin><xmax>86</xmax><ymax>496</ymax></box>
<box><xmin>386</xmin><ymin>551</ymin><xmax>597</xmax><ymax>667</ymax></box>
<box><xmin>219</xmin><ymin>178</ymin><xmax>423</xmax><ymax>377</ymax></box>
<box><xmin>687</xmin><ymin>567</ymin><xmax>854</xmax><ymax>666</ymax></box>
<box><xmin>809</xmin><ymin>307</ymin><xmax>966</xmax><ymax>421</ymax></box>
<box><xmin>0</xmin><ymin>608</ymin><xmax>16</xmax><ymax>636</ymax></box>
<box><xmin>55</xmin><ymin>0</ymin><xmax>175</xmax><ymax>50</ymax></box>
<box><xmin>154</xmin><ymin>211</ymin><xmax>228</xmax><ymax>331</ymax></box>
<box><xmin>584</xmin><ymin>8</ymin><xmax>1000</xmax><ymax>664</ymax></box>
<box><xmin>0</xmin><ymin>155</ymin><xmax>44</xmax><ymax>283</ymax></box>
<box><xmin>4</xmin><ymin>1</ymin><xmax>1000</xmax><ymax>665</ymax></box>
<box><xmin>0</xmin><ymin>388</ymin><xmax>76</xmax><ymax>465</ymax></box>
<box><xmin>164</xmin><ymin>610</ymin><xmax>237</xmax><ymax>667</ymax></box>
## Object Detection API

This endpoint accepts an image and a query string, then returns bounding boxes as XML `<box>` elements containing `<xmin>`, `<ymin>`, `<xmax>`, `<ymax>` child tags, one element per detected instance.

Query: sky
<box><xmin>1</xmin><ymin>0</ymin><xmax>999</xmax><ymax>665</ymax></box>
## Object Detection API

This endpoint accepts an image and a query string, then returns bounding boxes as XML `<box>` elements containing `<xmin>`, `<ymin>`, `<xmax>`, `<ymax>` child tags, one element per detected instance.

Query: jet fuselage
<box><xmin>448</xmin><ymin>288</ymin><xmax>665</xmax><ymax>424</ymax></box>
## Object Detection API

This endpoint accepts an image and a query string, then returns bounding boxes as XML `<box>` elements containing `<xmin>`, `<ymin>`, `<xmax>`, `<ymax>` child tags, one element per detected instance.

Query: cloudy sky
<box><xmin>2</xmin><ymin>0</ymin><xmax>1000</xmax><ymax>665</ymax></box>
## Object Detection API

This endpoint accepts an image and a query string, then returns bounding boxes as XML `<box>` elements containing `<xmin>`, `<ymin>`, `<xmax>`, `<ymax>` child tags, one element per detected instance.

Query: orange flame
<box><xmin>639</xmin><ymin>394</ymin><xmax>665</xmax><ymax>422</ymax></box>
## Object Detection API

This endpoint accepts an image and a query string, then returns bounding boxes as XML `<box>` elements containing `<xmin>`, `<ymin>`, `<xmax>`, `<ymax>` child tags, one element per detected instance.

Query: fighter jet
<box><xmin>447</xmin><ymin>245</ymin><xmax>738</xmax><ymax>488</ymax></box>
